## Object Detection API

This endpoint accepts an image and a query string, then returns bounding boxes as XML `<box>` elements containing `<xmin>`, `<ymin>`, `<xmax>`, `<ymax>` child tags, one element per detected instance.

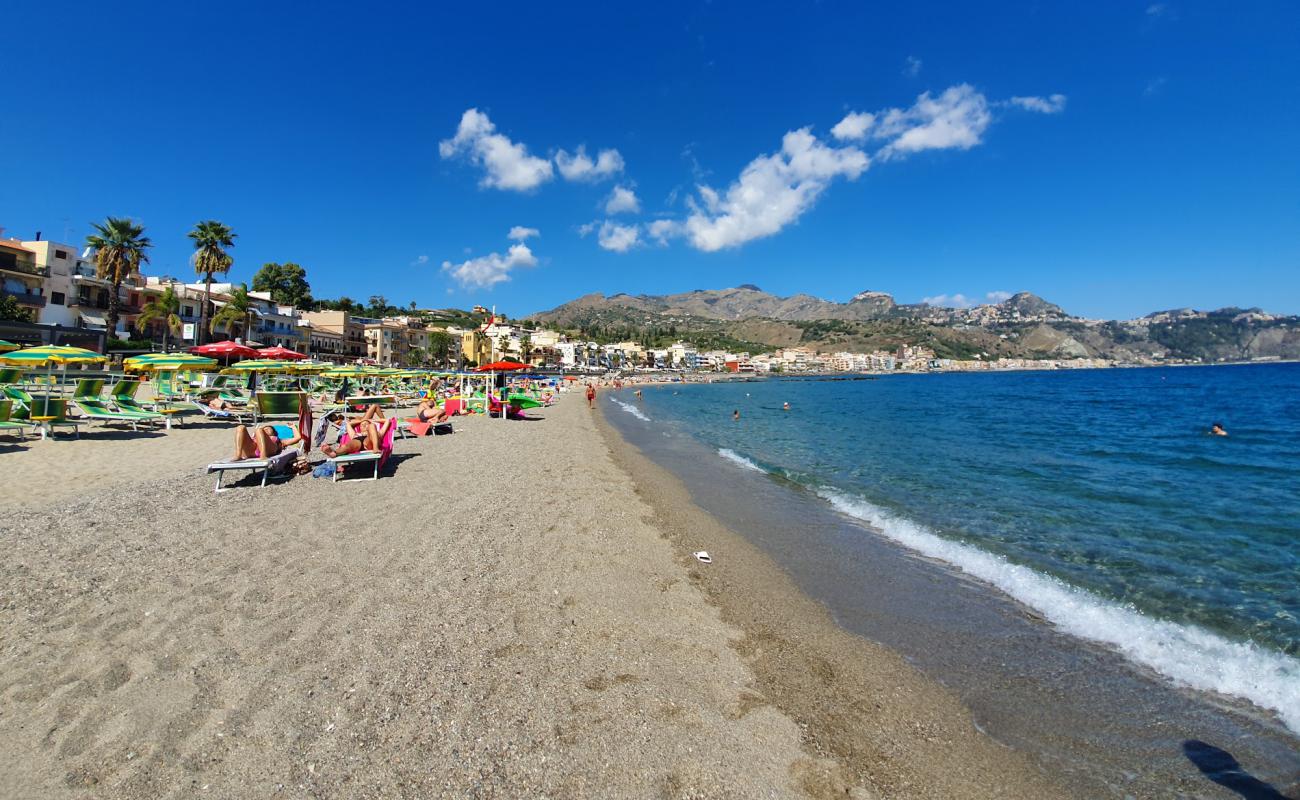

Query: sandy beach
<box><xmin>0</xmin><ymin>395</ymin><xmax>1066</xmax><ymax>798</ymax></box>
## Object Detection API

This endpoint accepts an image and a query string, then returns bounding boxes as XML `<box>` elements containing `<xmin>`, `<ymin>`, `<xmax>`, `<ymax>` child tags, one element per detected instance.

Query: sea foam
<box><xmin>610</xmin><ymin>397</ymin><xmax>650</xmax><ymax>421</ymax></box>
<box><xmin>815</xmin><ymin>487</ymin><xmax>1300</xmax><ymax>734</ymax></box>
<box><xmin>718</xmin><ymin>448</ymin><xmax>766</xmax><ymax>473</ymax></box>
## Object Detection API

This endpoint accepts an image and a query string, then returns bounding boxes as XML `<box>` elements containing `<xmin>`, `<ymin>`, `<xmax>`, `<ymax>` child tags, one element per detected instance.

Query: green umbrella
<box><xmin>123</xmin><ymin>353</ymin><xmax>219</xmax><ymax>372</ymax></box>
<box><xmin>0</xmin><ymin>345</ymin><xmax>108</xmax><ymax>405</ymax></box>
<box><xmin>221</xmin><ymin>359</ymin><xmax>299</xmax><ymax>373</ymax></box>
<box><xmin>0</xmin><ymin>340</ymin><xmax>20</xmax><ymax>353</ymax></box>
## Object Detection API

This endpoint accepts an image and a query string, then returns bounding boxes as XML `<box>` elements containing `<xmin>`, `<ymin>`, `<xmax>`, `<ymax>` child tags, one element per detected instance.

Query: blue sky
<box><xmin>3</xmin><ymin>1</ymin><xmax>1297</xmax><ymax>320</ymax></box>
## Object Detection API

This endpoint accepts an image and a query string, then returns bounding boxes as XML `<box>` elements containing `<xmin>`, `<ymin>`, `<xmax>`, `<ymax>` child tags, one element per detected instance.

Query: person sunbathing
<box><xmin>321</xmin><ymin>405</ymin><xmax>394</xmax><ymax>457</ymax></box>
<box><xmin>207</xmin><ymin>397</ymin><xmax>240</xmax><ymax>411</ymax></box>
<box><xmin>415</xmin><ymin>397</ymin><xmax>450</xmax><ymax>424</ymax></box>
<box><xmin>232</xmin><ymin>422</ymin><xmax>302</xmax><ymax>460</ymax></box>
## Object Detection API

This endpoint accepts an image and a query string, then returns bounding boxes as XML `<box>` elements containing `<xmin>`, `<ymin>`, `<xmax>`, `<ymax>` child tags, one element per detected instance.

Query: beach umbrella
<box><xmin>0</xmin><ymin>340</ymin><xmax>20</xmax><ymax>353</ymax></box>
<box><xmin>221</xmin><ymin>359</ymin><xmax>299</xmax><ymax>373</ymax></box>
<box><xmin>257</xmin><ymin>345</ymin><xmax>307</xmax><ymax>360</ymax></box>
<box><xmin>123</xmin><ymin>353</ymin><xmax>218</xmax><ymax>372</ymax></box>
<box><xmin>475</xmin><ymin>360</ymin><xmax>529</xmax><ymax>372</ymax></box>
<box><xmin>0</xmin><ymin>344</ymin><xmax>107</xmax><ymax>405</ymax></box>
<box><xmin>191</xmin><ymin>340</ymin><xmax>258</xmax><ymax>361</ymax></box>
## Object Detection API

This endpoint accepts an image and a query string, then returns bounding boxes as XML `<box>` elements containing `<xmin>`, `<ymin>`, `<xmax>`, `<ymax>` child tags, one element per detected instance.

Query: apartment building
<box><xmin>301</xmin><ymin>310</ymin><xmax>366</xmax><ymax>361</ymax></box>
<box><xmin>0</xmin><ymin>239</ymin><xmax>49</xmax><ymax>322</ymax></box>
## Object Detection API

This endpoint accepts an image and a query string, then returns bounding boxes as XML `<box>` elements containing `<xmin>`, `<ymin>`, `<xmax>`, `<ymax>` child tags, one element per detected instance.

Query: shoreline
<box><xmin>593</xmin><ymin>396</ymin><xmax>1070</xmax><ymax>798</ymax></box>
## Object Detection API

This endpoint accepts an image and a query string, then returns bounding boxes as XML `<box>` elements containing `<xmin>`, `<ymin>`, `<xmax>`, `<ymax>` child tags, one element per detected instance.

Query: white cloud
<box><xmin>683</xmin><ymin>128</ymin><xmax>869</xmax><ymax>252</ymax></box>
<box><xmin>507</xmin><ymin>226</ymin><xmax>539</xmax><ymax>241</ymax></box>
<box><xmin>440</xmin><ymin>233</ymin><xmax>539</xmax><ymax>289</ymax></box>
<box><xmin>596</xmin><ymin>221</ymin><xmax>641</xmax><ymax>252</ymax></box>
<box><xmin>646</xmin><ymin>219</ymin><xmax>681</xmax><ymax>245</ymax></box>
<box><xmin>903</xmin><ymin>56</ymin><xmax>923</xmax><ymax>77</ymax></box>
<box><xmin>604</xmin><ymin>185</ymin><xmax>641</xmax><ymax>215</ymax></box>
<box><xmin>874</xmin><ymin>84</ymin><xmax>993</xmax><ymax>159</ymax></box>
<box><xmin>1008</xmin><ymin>94</ymin><xmax>1067</xmax><ymax>114</ymax></box>
<box><xmin>555</xmin><ymin>145</ymin><xmax>625</xmax><ymax>182</ymax></box>
<box><xmin>439</xmin><ymin>108</ymin><xmax>554</xmax><ymax>191</ymax></box>
<box><xmin>411</xmin><ymin>254</ymin><xmax>429</xmax><ymax>266</ymax></box>
<box><xmin>831</xmin><ymin>111</ymin><xmax>875</xmax><ymax>141</ymax></box>
<box><xmin>922</xmin><ymin>291</ymin><xmax>1012</xmax><ymax>308</ymax></box>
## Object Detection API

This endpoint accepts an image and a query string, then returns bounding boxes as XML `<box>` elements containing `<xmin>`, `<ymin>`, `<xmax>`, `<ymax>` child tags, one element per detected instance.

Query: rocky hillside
<box><xmin>529</xmin><ymin>288</ymin><xmax>1300</xmax><ymax>364</ymax></box>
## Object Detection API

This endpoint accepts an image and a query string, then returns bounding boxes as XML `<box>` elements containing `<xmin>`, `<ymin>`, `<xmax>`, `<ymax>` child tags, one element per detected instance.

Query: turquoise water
<box><xmin>611</xmin><ymin>364</ymin><xmax>1300</xmax><ymax>732</ymax></box>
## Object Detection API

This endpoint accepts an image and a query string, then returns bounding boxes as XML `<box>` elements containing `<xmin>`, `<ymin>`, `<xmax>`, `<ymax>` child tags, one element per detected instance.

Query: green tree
<box><xmin>427</xmin><ymin>330</ymin><xmax>453</xmax><ymax>367</ymax></box>
<box><xmin>519</xmin><ymin>332</ymin><xmax>532</xmax><ymax>364</ymax></box>
<box><xmin>188</xmin><ymin>220</ymin><xmax>236</xmax><ymax>344</ymax></box>
<box><xmin>210</xmin><ymin>283</ymin><xmax>255</xmax><ymax>339</ymax></box>
<box><xmin>135</xmin><ymin>285</ymin><xmax>182</xmax><ymax>351</ymax></box>
<box><xmin>404</xmin><ymin>347</ymin><xmax>427</xmax><ymax>368</ymax></box>
<box><xmin>86</xmin><ymin>217</ymin><xmax>151</xmax><ymax>337</ymax></box>
<box><xmin>252</xmin><ymin>262</ymin><xmax>311</xmax><ymax>308</ymax></box>
<box><xmin>0</xmin><ymin>293</ymin><xmax>33</xmax><ymax>322</ymax></box>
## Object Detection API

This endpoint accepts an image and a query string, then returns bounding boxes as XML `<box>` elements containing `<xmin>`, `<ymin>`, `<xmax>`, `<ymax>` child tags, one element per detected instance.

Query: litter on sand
<box><xmin>693</xmin><ymin>551</ymin><xmax>712</xmax><ymax>564</ymax></box>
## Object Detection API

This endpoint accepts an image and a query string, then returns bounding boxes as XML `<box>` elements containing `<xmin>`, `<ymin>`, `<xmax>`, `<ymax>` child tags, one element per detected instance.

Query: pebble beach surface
<box><xmin>0</xmin><ymin>394</ymin><xmax>1064</xmax><ymax>798</ymax></box>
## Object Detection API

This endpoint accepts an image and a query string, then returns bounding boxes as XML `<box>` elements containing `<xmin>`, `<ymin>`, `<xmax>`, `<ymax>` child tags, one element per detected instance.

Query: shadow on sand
<box><xmin>1183</xmin><ymin>740</ymin><xmax>1297</xmax><ymax>800</ymax></box>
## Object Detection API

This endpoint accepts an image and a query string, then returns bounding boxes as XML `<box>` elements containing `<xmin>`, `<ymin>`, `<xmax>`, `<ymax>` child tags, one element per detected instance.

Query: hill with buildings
<box><xmin>531</xmin><ymin>288</ymin><xmax>1300</xmax><ymax>365</ymax></box>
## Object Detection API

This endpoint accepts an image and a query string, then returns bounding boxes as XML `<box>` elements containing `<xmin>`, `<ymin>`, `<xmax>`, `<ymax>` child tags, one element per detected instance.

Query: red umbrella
<box><xmin>191</xmin><ymin>341</ymin><xmax>259</xmax><ymax>360</ymax></box>
<box><xmin>257</xmin><ymin>346</ymin><xmax>307</xmax><ymax>360</ymax></box>
<box><xmin>475</xmin><ymin>361</ymin><xmax>529</xmax><ymax>372</ymax></box>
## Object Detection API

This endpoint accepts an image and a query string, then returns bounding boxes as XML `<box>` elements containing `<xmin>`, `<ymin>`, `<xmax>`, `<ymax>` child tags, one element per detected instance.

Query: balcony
<box><xmin>0</xmin><ymin>258</ymin><xmax>48</xmax><ymax>277</ymax></box>
<box><xmin>1</xmin><ymin>287</ymin><xmax>47</xmax><ymax>307</ymax></box>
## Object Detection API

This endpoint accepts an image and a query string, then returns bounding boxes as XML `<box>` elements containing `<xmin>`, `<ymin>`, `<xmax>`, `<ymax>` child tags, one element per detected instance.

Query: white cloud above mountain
<box><xmin>683</xmin><ymin>128</ymin><xmax>870</xmax><ymax>252</ymax></box>
<box><xmin>874</xmin><ymin>84</ymin><xmax>992</xmax><ymax>158</ymax></box>
<box><xmin>441</xmin><ymin>231</ymin><xmax>539</xmax><ymax>289</ymax></box>
<box><xmin>556</xmin><ymin>146</ymin><xmax>625</xmax><ymax>182</ymax></box>
<box><xmin>604</xmin><ymin>185</ymin><xmax>641</xmax><ymax>214</ymax></box>
<box><xmin>439</xmin><ymin>109</ymin><xmax>554</xmax><ymax>191</ymax></box>
<box><xmin>922</xmin><ymin>290</ymin><xmax>1013</xmax><ymax>308</ymax></box>
<box><xmin>830</xmin><ymin>111</ymin><xmax>875</xmax><ymax>141</ymax></box>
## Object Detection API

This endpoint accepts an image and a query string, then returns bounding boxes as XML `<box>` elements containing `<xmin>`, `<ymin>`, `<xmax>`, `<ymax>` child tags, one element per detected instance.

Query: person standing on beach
<box><xmin>586</xmin><ymin>383</ymin><xmax>596</xmax><ymax>409</ymax></box>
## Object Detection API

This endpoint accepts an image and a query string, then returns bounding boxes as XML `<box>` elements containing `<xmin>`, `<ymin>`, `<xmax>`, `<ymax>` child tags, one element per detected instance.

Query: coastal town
<box><xmin>2</xmin><ymin>230</ymin><xmax>1119</xmax><ymax>375</ymax></box>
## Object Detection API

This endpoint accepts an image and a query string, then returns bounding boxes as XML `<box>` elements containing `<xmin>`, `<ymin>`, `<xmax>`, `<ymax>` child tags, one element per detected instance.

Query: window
<box><xmin>55</xmin><ymin>249</ymin><xmax>69</xmax><ymax>260</ymax></box>
<box><xmin>183</xmin><ymin>305</ymin><xmax>194</xmax><ymax>317</ymax></box>
<box><xmin>51</xmin><ymin>291</ymin><xmax>65</xmax><ymax>305</ymax></box>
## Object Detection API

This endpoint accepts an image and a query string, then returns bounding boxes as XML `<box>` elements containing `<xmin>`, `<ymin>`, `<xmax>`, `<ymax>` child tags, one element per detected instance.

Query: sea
<box><xmin>605</xmin><ymin>363</ymin><xmax>1300</xmax><ymax>797</ymax></box>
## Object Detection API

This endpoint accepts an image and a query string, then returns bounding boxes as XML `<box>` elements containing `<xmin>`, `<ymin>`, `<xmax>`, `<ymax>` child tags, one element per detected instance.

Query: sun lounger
<box><xmin>254</xmin><ymin>391</ymin><xmax>307</xmax><ymax>422</ymax></box>
<box><xmin>0</xmin><ymin>399</ymin><xmax>28</xmax><ymax>441</ymax></box>
<box><xmin>206</xmin><ymin>448</ymin><xmax>301</xmax><ymax>492</ymax></box>
<box><xmin>73</xmin><ymin>398</ymin><xmax>164</xmax><ymax>431</ymax></box>
<box><xmin>190</xmin><ymin>399</ymin><xmax>253</xmax><ymax>423</ymax></box>
<box><xmin>27</xmin><ymin>398</ymin><xmax>80</xmax><ymax>439</ymax></box>
<box><xmin>326</xmin><ymin>451</ymin><xmax>382</xmax><ymax>482</ymax></box>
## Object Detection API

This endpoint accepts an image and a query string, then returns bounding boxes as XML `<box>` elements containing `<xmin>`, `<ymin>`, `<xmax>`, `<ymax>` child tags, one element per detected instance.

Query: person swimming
<box><xmin>1210</xmin><ymin>422</ymin><xmax>1228</xmax><ymax>436</ymax></box>
<box><xmin>782</xmin><ymin>401</ymin><xmax>790</xmax><ymax>411</ymax></box>
<box><xmin>733</xmin><ymin>409</ymin><xmax>740</xmax><ymax>421</ymax></box>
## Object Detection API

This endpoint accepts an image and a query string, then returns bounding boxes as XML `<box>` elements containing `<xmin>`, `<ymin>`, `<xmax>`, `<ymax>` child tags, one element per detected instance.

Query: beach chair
<box><xmin>72</xmin><ymin>398</ymin><xmax>165</xmax><ymax>431</ymax></box>
<box><xmin>71</xmin><ymin>378</ymin><xmax>105</xmax><ymax>401</ymax></box>
<box><xmin>254</xmin><ymin>391</ymin><xmax>307</xmax><ymax>422</ymax></box>
<box><xmin>326</xmin><ymin>418</ymin><xmax>395</xmax><ymax>482</ymax></box>
<box><xmin>206</xmin><ymin>448</ymin><xmax>301</xmax><ymax>492</ymax></box>
<box><xmin>28</xmin><ymin>397</ymin><xmax>80</xmax><ymax>439</ymax></box>
<box><xmin>0</xmin><ymin>399</ymin><xmax>28</xmax><ymax>441</ymax></box>
<box><xmin>2</xmin><ymin>385</ymin><xmax>35</xmax><ymax>420</ymax></box>
<box><xmin>189</xmin><ymin>399</ymin><xmax>253</xmax><ymax>423</ymax></box>
<box><xmin>209</xmin><ymin>375</ymin><xmax>250</xmax><ymax>405</ymax></box>
<box><xmin>109</xmin><ymin>379</ymin><xmax>152</xmax><ymax>414</ymax></box>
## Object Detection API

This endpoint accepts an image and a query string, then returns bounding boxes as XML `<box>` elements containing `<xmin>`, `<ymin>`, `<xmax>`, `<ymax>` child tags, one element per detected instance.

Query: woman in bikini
<box><xmin>320</xmin><ymin>404</ymin><xmax>394</xmax><ymax>458</ymax></box>
<box><xmin>415</xmin><ymin>396</ymin><xmax>450</xmax><ymax>424</ymax></box>
<box><xmin>232</xmin><ymin>422</ymin><xmax>303</xmax><ymax>460</ymax></box>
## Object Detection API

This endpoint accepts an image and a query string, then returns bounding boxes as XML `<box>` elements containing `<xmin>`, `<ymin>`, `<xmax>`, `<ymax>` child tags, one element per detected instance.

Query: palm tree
<box><xmin>209</xmin><ymin>283</ymin><xmax>255</xmax><ymax>340</ymax></box>
<box><xmin>86</xmin><ymin>217</ymin><xmax>151</xmax><ymax>338</ymax></box>
<box><xmin>188</xmin><ymin>220</ymin><xmax>236</xmax><ymax>344</ymax></box>
<box><xmin>135</xmin><ymin>285</ymin><xmax>182</xmax><ymax>351</ymax></box>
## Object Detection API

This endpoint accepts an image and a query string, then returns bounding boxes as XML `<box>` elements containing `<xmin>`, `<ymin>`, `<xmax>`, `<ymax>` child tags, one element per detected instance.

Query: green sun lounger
<box><xmin>254</xmin><ymin>391</ymin><xmax>307</xmax><ymax>422</ymax></box>
<box><xmin>27</xmin><ymin>397</ymin><xmax>80</xmax><ymax>439</ymax></box>
<box><xmin>0</xmin><ymin>399</ymin><xmax>28</xmax><ymax>441</ymax></box>
<box><xmin>73</xmin><ymin>398</ymin><xmax>164</xmax><ymax>431</ymax></box>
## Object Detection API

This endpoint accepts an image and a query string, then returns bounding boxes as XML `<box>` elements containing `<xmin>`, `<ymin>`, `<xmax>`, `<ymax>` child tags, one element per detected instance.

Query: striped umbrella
<box><xmin>0</xmin><ymin>340</ymin><xmax>20</xmax><ymax>353</ymax></box>
<box><xmin>123</xmin><ymin>353</ymin><xmax>219</xmax><ymax>372</ymax></box>
<box><xmin>0</xmin><ymin>345</ymin><xmax>107</xmax><ymax>403</ymax></box>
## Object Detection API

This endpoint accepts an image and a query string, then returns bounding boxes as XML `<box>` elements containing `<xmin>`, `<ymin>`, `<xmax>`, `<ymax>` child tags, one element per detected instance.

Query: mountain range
<box><xmin>528</xmin><ymin>286</ymin><xmax>1300</xmax><ymax>363</ymax></box>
